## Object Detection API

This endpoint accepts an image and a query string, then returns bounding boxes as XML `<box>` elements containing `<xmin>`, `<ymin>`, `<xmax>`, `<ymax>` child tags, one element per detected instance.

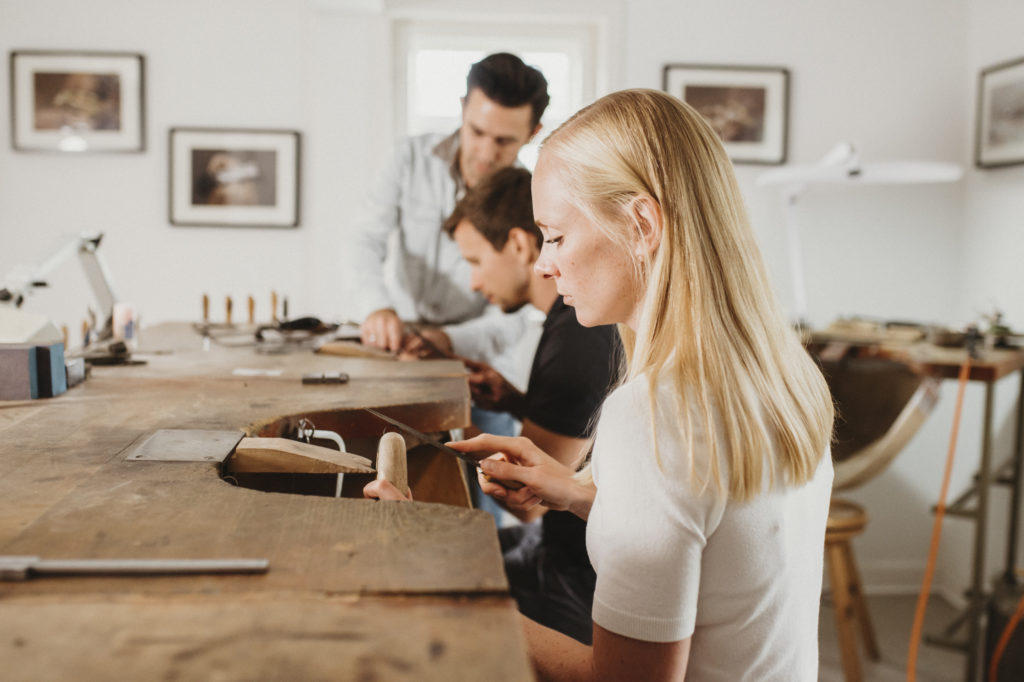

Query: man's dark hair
<box><xmin>443</xmin><ymin>167</ymin><xmax>541</xmax><ymax>251</ymax></box>
<box><xmin>466</xmin><ymin>53</ymin><xmax>550</xmax><ymax>129</ymax></box>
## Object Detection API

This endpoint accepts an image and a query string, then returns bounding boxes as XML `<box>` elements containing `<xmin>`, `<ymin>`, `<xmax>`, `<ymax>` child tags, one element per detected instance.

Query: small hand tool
<box><xmin>301</xmin><ymin>371</ymin><xmax>349</xmax><ymax>384</ymax></box>
<box><xmin>365</xmin><ymin>408</ymin><xmax>478</xmax><ymax>466</ymax></box>
<box><xmin>0</xmin><ymin>556</ymin><xmax>269</xmax><ymax>581</ymax></box>
<box><xmin>364</xmin><ymin>408</ymin><xmax>524</xmax><ymax>490</ymax></box>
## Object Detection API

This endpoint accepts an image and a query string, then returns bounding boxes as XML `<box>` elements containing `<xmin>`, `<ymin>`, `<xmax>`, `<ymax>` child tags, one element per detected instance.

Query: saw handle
<box><xmin>376</xmin><ymin>432</ymin><xmax>410</xmax><ymax>497</ymax></box>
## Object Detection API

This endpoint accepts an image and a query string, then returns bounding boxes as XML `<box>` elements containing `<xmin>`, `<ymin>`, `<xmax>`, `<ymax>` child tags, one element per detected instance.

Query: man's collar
<box><xmin>432</xmin><ymin>130</ymin><xmax>465</xmax><ymax>193</ymax></box>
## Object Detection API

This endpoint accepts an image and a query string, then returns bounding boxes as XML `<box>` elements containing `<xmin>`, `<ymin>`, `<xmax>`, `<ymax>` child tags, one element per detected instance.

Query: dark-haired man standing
<box><xmin>345</xmin><ymin>53</ymin><xmax>550</xmax><ymax>367</ymax></box>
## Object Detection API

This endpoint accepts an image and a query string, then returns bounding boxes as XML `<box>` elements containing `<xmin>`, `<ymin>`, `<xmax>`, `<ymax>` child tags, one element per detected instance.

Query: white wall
<box><xmin>0</xmin><ymin>0</ymin><xmax>409</xmax><ymax>336</ymax></box>
<box><xmin>1</xmin><ymin>0</ymin><xmax>318</xmax><ymax>333</ymax></box>
<box><xmin>625</xmin><ymin>0</ymin><xmax>969</xmax><ymax>330</ymax></box>
<box><xmin>624</xmin><ymin>0</ymin><xmax>982</xmax><ymax>600</ymax></box>
<box><xmin>964</xmin><ymin>0</ymin><xmax>1024</xmax><ymax>323</ymax></box>
<box><xmin>1</xmin><ymin>0</ymin><xmax>1021</xmax><ymax>599</ymax></box>
<box><xmin>943</xmin><ymin>0</ymin><xmax>1024</xmax><ymax>599</ymax></box>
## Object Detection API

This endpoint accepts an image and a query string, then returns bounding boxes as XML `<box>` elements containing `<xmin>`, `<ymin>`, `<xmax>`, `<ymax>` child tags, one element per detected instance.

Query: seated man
<box><xmin>365</xmin><ymin>166</ymin><xmax>619</xmax><ymax>645</ymax></box>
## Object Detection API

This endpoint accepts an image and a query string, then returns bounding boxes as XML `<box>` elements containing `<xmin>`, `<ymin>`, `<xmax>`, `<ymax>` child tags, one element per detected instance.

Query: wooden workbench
<box><xmin>810</xmin><ymin>329</ymin><xmax>1024</xmax><ymax>681</ymax></box>
<box><xmin>0</xmin><ymin>323</ymin><xmax>533</xmax><ymax>681</ymax></box>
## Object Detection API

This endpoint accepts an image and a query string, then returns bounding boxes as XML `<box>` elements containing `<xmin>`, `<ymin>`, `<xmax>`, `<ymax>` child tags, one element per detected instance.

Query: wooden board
<box><xmin>228</xmin><ymin>437</ymin><xmax>375</xmax><ymax>473</ymax></box>
<box><xmin>0</xmin><ymin>465</ymin><xmax>506</xmax><ymax>597</ymax></box>
<box><xmin>807</xmin><ymin>335</ymin><xmax>1024</xmax><ymax>383</ymax></box>
<box><xmin>0</xmin><ymin>322</ymin><xmax>526</xmax><ymax>680</ymax></box>
<box><xmin>0</xmin><ymin>594</ymin><xmax>533</xmax><ymax>682</ymax></box>
<box><xmin>0</xmin><ymin>372</ymin><xmax>470</xmax><ymax>545</ymax></box>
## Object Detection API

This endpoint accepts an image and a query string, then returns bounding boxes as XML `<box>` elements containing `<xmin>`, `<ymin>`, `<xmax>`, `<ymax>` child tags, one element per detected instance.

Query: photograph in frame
<box><xmin>975</xmin><ymin>55</ymin><xmax>1024</xmax><ymax>169</ymax></box>
<box><xmin>662</xmin><ymin>64</ymin><xmax>789</xmax><ymax>165</ymax></box>
<box><xmin>169</xmin><ymin>128</ymin><xmax>301</xmax><ymax>228</ymax></box>
<box><xmin>10</xmin><ymin>50</ymin><xmax>145</xmax><ymax>152</ymax></box>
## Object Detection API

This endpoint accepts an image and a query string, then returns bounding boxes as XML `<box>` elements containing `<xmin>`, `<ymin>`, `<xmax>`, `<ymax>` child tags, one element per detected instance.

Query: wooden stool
<box><xmin>825</xmin><ymin>498</ymin><xmax>881</xmax><ymax>682</ymax></box>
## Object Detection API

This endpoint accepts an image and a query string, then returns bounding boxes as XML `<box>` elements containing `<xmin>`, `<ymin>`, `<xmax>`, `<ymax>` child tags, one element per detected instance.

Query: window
<box><xmin>393</xmin><ymin>18</ymin><xmax>600</xmax><ymax>169</ymax></box>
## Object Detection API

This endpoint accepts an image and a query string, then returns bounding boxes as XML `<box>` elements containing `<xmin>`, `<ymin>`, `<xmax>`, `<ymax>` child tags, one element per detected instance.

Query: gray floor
<box><xmin>818</xmin><ymin>593</ymin><xmax>968</xmax><ymax>681</ymax></box>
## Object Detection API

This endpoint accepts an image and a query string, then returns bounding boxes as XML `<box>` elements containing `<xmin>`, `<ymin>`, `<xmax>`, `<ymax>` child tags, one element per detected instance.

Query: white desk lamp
<box><xmin>0</xmin><ymin>233</ymin><xmax>119</xmax><ymax>343</ymax></box>
<box><xmin>756</xmin><ymin>143</ymin><xmax>963</xmax><ymax>326</ymax></box>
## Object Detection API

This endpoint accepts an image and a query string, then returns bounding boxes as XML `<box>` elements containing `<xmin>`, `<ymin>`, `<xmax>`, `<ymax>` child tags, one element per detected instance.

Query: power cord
<box><xmin>907</xmin><ymin>356</ymin><xmax>970</xmax><ymax>681</ymax></box>
<box><xmin>906</xmin><ymin>347</ymin><xmax>1024</xmax><ymax>681</ymax></box>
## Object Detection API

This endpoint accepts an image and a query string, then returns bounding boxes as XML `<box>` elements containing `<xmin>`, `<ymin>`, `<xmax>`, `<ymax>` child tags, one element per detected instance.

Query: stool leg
<box><xmin>823</xmin><ymin>540</ymin><xmax>864</xmax><ymax>679</ymax></box>
<box><xmin>827</xmin><ymin>540</ymin><xmax>863</xmax><ymax>682</ymax></box>
<box><xmin>841</xmin><ymin>542</ymin><xmax>880</xmax><ymax>661</ymax></box>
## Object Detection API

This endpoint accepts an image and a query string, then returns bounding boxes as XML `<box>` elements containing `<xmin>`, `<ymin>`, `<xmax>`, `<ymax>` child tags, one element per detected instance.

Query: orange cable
<box><xmin>907</xmin><ymin>357</ymin><xmax>971</xmax><ymax>682</ymax></box>
<box><xmin>989</xmin><ymin>590</ymin><xmax>1024</xmax><ymax>681</ymax></box>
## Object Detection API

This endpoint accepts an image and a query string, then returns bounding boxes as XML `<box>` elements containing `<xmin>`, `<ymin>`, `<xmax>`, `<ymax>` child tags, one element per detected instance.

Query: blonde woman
<box><xmin>446</xmin><ymin>89</ymin><xmax>835</xmax><ymax>681</ymax></box>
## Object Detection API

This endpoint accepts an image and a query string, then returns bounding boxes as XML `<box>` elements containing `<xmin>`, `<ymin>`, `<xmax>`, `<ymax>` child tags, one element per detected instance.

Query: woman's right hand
<box><xmin>448</xmin><ymin>434</ymin><xmax>596</xmax><ymax>520</ymax></box>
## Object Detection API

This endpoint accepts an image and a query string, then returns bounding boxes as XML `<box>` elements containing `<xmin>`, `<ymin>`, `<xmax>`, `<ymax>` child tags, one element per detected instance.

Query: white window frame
<box><xmin>391</xmin><ymin>17</ymin><xmax>604</xmax><ymax>166</ymax></box>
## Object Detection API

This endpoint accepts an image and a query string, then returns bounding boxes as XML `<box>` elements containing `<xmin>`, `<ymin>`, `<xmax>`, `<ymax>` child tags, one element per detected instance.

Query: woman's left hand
<box><xmin>363</xmin><ymin>479</ymin><xmax>413</xmax><ymax>501</ymax></box>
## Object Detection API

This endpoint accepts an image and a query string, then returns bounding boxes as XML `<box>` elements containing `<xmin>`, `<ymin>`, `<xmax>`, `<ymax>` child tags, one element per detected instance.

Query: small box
<box><xmin>0</xmin><ymin>344</ymin><xmax>39</xmax><ymax>401</ymax></box>
<box><xmin>66</xmin><ymin>356</ymin><xmax>87</xmax><ymax>388</ymax></box>
<box><xmin>36</xmin><ymin>343</ymin><xmax>67</xmax><ymax>398</ymax></box>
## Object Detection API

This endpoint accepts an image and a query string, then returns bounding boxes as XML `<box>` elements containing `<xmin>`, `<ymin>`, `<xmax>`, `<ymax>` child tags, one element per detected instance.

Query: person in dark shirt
<box><xmin>365</xmin><ymin>166</ymin><xmax>619</xmax><ymax>644</ymax></box>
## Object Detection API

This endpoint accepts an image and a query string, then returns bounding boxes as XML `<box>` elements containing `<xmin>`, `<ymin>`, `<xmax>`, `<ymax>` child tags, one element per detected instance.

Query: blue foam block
<box><xmin>36</xmin><ymin>343</ymin><xmax>67</xmax><ymax>398</ymax></box>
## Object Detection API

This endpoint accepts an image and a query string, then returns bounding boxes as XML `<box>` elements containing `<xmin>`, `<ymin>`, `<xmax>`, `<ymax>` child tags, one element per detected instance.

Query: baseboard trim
<box><xmin>824</xmin><ymin>558</ymin><xmax>969</xmax><ymax>610</ymax></box>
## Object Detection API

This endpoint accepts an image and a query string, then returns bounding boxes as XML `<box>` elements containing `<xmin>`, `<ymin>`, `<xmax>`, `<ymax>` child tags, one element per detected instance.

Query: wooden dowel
<box><xmin>375</xmin><ymin>432</ymin><xmax>409</xmax><ymax>497</ymax></box>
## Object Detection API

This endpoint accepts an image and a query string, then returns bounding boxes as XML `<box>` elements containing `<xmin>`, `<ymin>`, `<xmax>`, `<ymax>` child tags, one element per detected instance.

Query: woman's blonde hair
<box><xmin>543</xmin><ymin>89</ymin><xmax>833</xmax><ymax>500</ymax></box>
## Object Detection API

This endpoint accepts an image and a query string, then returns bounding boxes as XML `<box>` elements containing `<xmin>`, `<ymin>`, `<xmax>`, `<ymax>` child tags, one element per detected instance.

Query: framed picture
<box><xmin>975</xmin><ymin>55</ymin><xmax>1024</xmax><ymax>169</ymax></box>
<box><xmin>9</xmin><ymin>50</ymin><xmax>145</xmax><ymax>152</ymax></box>
<box><xmin>169</xmin><ymin>128</ymin><xmax>301</xmax><ymax>228</ymax></box>
<box><xmin>662</xmin><ymin>64</ymin><xmax>789</xmax><ymax>165</ymax></box>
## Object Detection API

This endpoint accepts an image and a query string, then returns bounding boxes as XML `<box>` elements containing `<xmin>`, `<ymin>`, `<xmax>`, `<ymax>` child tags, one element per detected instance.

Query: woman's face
<box><xmin>532</xmin><ymin>154</ymin><xmax>642</xmax><ymax>329</ymax></box>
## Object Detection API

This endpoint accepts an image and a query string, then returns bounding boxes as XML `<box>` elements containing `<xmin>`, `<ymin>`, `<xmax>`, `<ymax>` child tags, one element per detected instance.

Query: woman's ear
<box><xmin>628</xmin><ymin>195</ymin><xmax>663</xmax><ymax>260</ymax></box>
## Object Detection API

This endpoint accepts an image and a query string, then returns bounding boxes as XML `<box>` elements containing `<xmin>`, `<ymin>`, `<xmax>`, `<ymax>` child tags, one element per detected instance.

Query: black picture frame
<box><xmin>975</xmin><ymin>55</ymin><xmax>1024</xmax><ymax>169</ymax></box>
<box><xmin>169</xmin><ymin>127</ymin><xmax>301</xmax><ymax>228</ymax></box>
<box><xmin>9</xmin><ymin>49</ymin><xmax>146</xmax><ymax>153</ymax></box>
<box><xmin>662</xmin><ymin>63</ymin><xmax>789</xmax><ymax>165</ymax></box>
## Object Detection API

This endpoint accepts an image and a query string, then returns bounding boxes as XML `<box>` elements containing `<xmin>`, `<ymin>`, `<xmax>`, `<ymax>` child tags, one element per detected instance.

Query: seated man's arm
<box><xmin>443</xmin><ymin>304</ymin><xmax>531</xmax><ymax>363</ymax></box>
